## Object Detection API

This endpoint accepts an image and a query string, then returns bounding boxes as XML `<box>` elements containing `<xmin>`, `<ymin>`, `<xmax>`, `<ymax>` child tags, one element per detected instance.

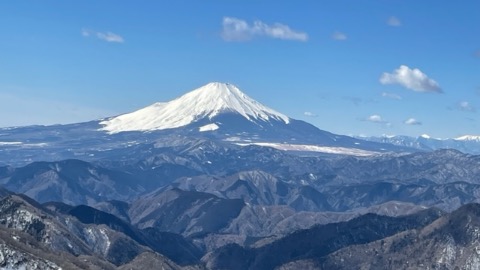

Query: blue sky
<box><xmin>0</xmin><ymin>1</ymin><xmax>479</xmax><ymax>138</ymax></box>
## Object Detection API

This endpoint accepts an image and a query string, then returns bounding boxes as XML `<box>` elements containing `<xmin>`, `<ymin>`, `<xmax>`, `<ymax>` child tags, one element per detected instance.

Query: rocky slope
<box><xmin>288</xmin><ymin>203</ymin><xmax>480</xmax><ymax>270</ymax></box>
<box><xmin>5</xmin><ymin>186</ymin><xmax>480</xmax><ymax>270</ymax></box>
<box><xmin>0</xmin><ymin>194</ymin><xmax>201</xmax><ymax>268</ymax></box>
<box><xmin>204</xmin><ymin>208</ymin><xmax>443</xmax><ymax>270</ymax></box>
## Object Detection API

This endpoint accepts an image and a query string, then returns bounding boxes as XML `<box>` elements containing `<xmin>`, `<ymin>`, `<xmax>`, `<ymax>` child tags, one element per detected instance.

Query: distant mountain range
<box><xmin>0</xmin><ymin>82</ymin><xmax>415</xmax><ymax>167</ymax></box>
<box><xmin>4</xmin><ymin>145</ymin><xmax>480</xmax><ymax>213</ymax></box>
<box><xmin>356</xmin><ymin>134</ymin><xmax>480</xmax><ymax>154</ymax></box>
<box><xmin>1</xmin><ymin>82</ymin><xmax>479</xmax><ymax>167</ymax></box>
<box><xmin>2</xmin><ymin>82</ymin><xmax>480</xmax><ymax>269</ymax></box>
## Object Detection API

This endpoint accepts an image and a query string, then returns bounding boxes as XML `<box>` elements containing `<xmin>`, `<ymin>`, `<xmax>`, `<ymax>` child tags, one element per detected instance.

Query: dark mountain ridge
<box><xmin>205</xmin><ymin>207</ymin><xmax>444</xmax><ymax>270</ymax></box>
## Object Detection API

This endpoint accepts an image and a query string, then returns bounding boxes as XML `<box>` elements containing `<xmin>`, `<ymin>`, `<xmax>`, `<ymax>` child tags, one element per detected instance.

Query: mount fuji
<box><xmin>0</xmin><ymin>82</ymin><xmax>410</xmax><ymax>166</ymax></box>
<box><xmin>100</xmin><ymin>82</ymin><xmax>290</xmax><ymax>133</ymax></box>
<box><xmin>98</xmin><ymin>82</ymin><xmax>405</xmax><ymax>153</ymax></box>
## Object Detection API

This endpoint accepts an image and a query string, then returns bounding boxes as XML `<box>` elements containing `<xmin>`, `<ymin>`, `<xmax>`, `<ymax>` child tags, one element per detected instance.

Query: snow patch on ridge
<box><xmin>235</xmin><ymin>142</ymin><xmax>378</xmax><ymax>156</ymax></box>
<box><xmin>100</xmin><ymin>82</ymin><xmax>290</xmax><ymax>133</ymax></box>
<box><xmin>199</xmin><ymin>123</ymin><xmax>219</xmax><ymax>132</ymax></box>
<box><xmin>0</xmin><ymin>142</ymin><xmax>22</xmax><ymax>146</ymax></box>
<box><xmin>0</xmin><ymin>142</ymin><xmax>48</xmax><ymax>147</ymax></box>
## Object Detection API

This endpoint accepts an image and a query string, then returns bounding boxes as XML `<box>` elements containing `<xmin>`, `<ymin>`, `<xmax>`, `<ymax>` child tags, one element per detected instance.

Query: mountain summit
<box><xmin>96</xmin><ymin>82</ymin><xmax>411</xmax><ymax>155</ymax></box>
<box><xmin>100</xmin><ymin>82</ymin><xmax>290</xmax><ymax>133</ymax></box>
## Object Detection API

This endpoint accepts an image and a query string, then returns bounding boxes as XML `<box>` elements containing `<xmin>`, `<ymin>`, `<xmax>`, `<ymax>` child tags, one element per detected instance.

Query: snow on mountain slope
<box><xmin>235</xmin><ymin>142</ymin><xmax>379</xmax><ymax>156</ymax></box>
<box><xmin>454</xmin><ymin>135</ymin><xmax>480</xmax><ymax>141</ymax></box>
<box><xmin>355</xmin><ymin>133</ymin><xmax>480</xmax><ymax>155</ymax></box>
<box><xmin>100</xmin><ymin>82</ymin><xmax>290</xmax><ymax>133</ymax></box>
<box><xmin>199</xmin><ymin>123</ymin><xmax>219</xmax><ymax>132</ymax></box>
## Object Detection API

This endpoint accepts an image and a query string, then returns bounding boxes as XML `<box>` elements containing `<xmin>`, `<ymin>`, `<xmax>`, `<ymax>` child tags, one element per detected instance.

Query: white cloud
<box><xmin>380</xmin><ymin>65</ymin><xmax>442</xmax><ymax>93</ymax></box>
<box><xmin>404</xmin><ymin>118</ymin><xmax>422</xmax><ymax>125</ymax></box>
<box><xmin>387</xmin><ymin>16</ymin><xmax>402</xmax><ymax>27</ymax></box>
<box><xmin>363</xmin><ymin>114</ymin><xmax>391</xmax><ymax>127</ymax></box>
<box><xmin>367</xmin><ymin>114</ymin><xmax>385</xmax><ymax>123</ymax></box>
<box><xmin>82</xmin><ymin>28</ymin><xmax>124</xmax><ymax>43</ymax></box>
<box><xmin>457</xmin><ymin>101</ymin><xmax>476</xmax><ymax>112</ymax></box>
<box><xmin>381</xmin><ymin>92</ymin><xmax>402</xmax><ymax>100</ymax></box>
<box><xmin>221</xmin><ymin>17</ymin><xmax>308</xmax><ymax>42</ymax></box>
<box><xmin>97</xmin><ymin>32</ymin><xmax>124</xmax><ymax>43</ymax></box>
<box><xmin>332</xmin><ymin>31</ymin><xmax>347</xmax><ymax>41</ymax></box>
<box><xmin>304</xmin><ymin>112</ymin><xmax>318</xmax><ymax>117</ymax></box>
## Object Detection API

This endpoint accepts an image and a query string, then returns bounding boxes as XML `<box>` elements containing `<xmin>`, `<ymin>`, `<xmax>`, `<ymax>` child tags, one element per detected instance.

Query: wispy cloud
<box><xmin>82</xmin><ymin>28</ymin><xmax>125</xmax><ymax>43</ymax></box>
<box><xmin>343</xmin><ymin>96</ymin><xmax>363</xmax><ymax>106</ymax></box>
<box><xmin>380</xmin><ymin>65</ymin><xmax>442</xmax><ymax>93</ymax></box>
<box><xmin>96</xmin><ymin>32</ymin><xmax>124</xmax><ymax>43</ymax></box>
<box><xmin>81</xmin><ymin>28</ymin><xmax>90</xmax><ymax>37</ymax></box>
<box><xmin>457</xmin><ymin>101</ymin><xmax>476</xmax><ymax>112</ymax></box>
<box><xmin>332</xmin><ymin>31</ymin><xmax>347</xmax><ymax>41</ymax></box>
<box><xmin>465</xmin><ymin>117</ymin><xmax>476</xmax><ymax>122</ymax></box>
<box><xmin>404</xmin><ymin>118</ymin><xmax>422</xmax><ymax>125</ymax></box>
<box><xmin>304</xmin><ymin>112</ymin><xmax>318</xmax><ymax>117</ymax></box>
<box><xmin>381</xmin><ymin>92</ymin><xmax>402</xmax><ymax>100</ymax></box>
<box><xmin>387</xmin><ymin>16</ymin><xmax>402</xmax><ymax>27</ymax></box>
<box><xmin>221</xmin><ymin>17</ymin><xmax>308</xmax><ymax>42</ymax></box>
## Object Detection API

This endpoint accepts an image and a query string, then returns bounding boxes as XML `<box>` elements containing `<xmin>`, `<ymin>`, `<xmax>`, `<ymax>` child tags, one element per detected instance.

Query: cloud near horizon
<box><xmin>304</xmin><ymin>111</ymin><xmax>318</xmax><ymax>117</ymax></box>
<box><xmin>82</xmin><ymin>28</ymin><xmax>124</xmax><ymax>43</ymax></box>
<box><xmin>366</xmin><ymin>114</ymin><xmax>386</xmax><ymax>123</ymax></box>
<box><xmin>380</xmin><ymin>65</ymin><xmax>442</xmax><ymax>93</ymax></box>
<box><xmin>362</xmin><ymin>114</ymin><xmax>392</xmax><ymax>127</ymax></box>
<box><xmin>404</xmin><ymin>118</ymin><xmax>422</xmax><ymax>125</ymax></box>
<box><xmin>221</xmin><ymin>17</ymin><xmax>308</xmax><ymax>42</ymax></box>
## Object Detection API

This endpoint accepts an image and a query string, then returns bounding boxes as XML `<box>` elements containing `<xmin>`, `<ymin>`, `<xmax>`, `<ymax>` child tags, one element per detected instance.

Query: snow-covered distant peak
<box><xmin>381</xmin><ymin>134</ymin><xmax>397</xmax><ymax>139</ymax></box>
<box><xmin>100</xmin><ymin>82</ymin><xmax>290</xmax><ymax>133</ymax></box>
<box><xmin>454</xmin><ymin>135</ymin><xmax>480</xmax><ymax>141</ymax></box>
<box><xmin>419</xmin><ymin>134</ymin><xmax>431</xmax><ymax>139</ymax></box>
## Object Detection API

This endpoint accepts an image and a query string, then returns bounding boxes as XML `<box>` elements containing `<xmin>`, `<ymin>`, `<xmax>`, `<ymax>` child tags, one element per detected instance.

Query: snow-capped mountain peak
<box><xmin>420</xmin><ymin>134</ymin><xmax>431</xmax><ymax>139</ymax></box>
<box><xmin>454</xmin><ymin>135</ymin><xmax>480</xmax><ymax>141</ymax></box>
<box><xmin>100</xmin><ymin>82</ymin><xmax>290</xmax><ymax>133</ymax></box>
